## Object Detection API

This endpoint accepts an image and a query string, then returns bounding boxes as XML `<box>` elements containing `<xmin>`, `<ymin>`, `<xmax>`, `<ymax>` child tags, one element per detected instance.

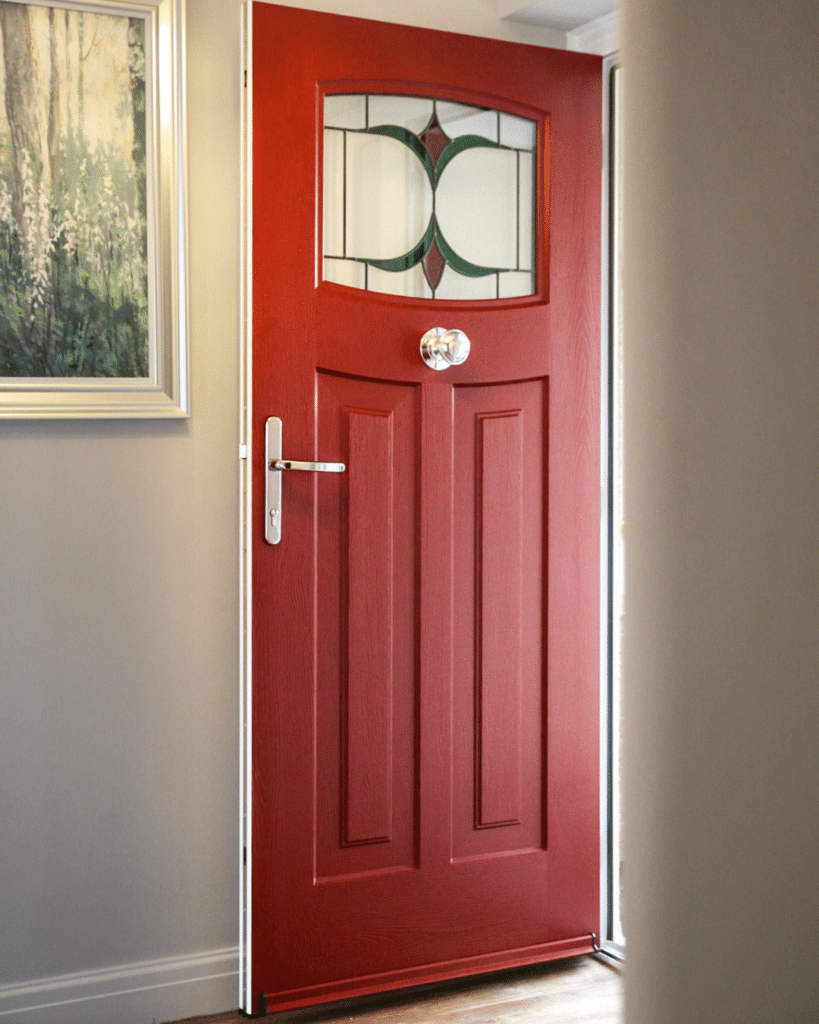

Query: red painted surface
<box><xmin>316</xmin><ymin>374</ymin><xmax>418</xmax><ymax>880</ymax></box>
<box><xmin>345</xmin><ymin>407</ymin><xmax>394</xmax><ymax>845</ymax></box>
<box><xmin>251</xmin><ymin>4</ymin><xmax>601</xmax><ymax>1013</ymax></box>
<box><xmin>477</xmin><ymin>409</ymin><xmax>524</xmax><ymax>828</ymax></box>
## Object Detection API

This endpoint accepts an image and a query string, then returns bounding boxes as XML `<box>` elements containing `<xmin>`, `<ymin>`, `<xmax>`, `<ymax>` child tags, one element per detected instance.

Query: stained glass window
<box><xmin>323</xmin><ymin>95</ymin><xmax>537</xmax><ymax>300</ymax></box>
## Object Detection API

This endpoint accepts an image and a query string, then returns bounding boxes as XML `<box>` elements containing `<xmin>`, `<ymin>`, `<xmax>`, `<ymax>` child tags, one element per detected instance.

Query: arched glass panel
<box><xmin>323</xmin><ymin>95</ymin><xmax>537</xmax><ymax>300</ymax></box>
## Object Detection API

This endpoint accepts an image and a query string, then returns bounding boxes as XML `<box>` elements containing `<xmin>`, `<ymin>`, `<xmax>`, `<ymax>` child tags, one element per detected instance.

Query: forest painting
<box><xmin>0</xmin><ymin>1</ymin><xmax>148</xmax><ymax>378</ymax></box>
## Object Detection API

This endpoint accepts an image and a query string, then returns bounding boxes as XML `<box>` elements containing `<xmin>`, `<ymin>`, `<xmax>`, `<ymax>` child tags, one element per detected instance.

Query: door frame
<box><xmin>238</xmin><ymin>4</ymin><xmax>618</xmax><ymax>1012</ymax></box>
<box><xmin>239</xmin><ymin>3</ymin><xmax>253</xmax><ymax>1012</ymax></box>
<box><xmin>598</xmin><ymin>49</ymin><xmax>625</xmax><ymax>964</ymax></box>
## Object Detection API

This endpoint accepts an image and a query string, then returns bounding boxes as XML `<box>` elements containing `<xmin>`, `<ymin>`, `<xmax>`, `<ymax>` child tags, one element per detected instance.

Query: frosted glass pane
<box><xmin>499</xmin><ymin>112</ymin><xmax>537</xmax><ymax>150</ymax></box>
<box><xmin>346</xmin><ymin>133</ymin><xmax>433</xmax><ymax>261</ymax></box>
<box><xmin>498</xmin><ymin>271</ymin><xmax>534</xmax><ymax>298</ymax></box>
<box><xmin>367</xmin><ymin>263</ymin><xmax>431</xmax><ymax>298</ymax></box>
<box><xmin>323</xmin><ymin>130</ymin><xmax>345</xmax><ymax>258</ymax></box>
<box><xmin>324</xmin><ymin>258</ymin><xmax>366</xmax><ymax>289</ymax></box>
<box><xmin>518</xmin><ymin>151</ymin><xmax>534</xmax><ymax>272</ymax></box>
<box><xmin>436</xmin><ymin>148</ymin><xmax>517</xmax><ymax>269</ymax></box>
<box><xmin>435</xmin><ymin>267</ymin><xmax>497</xmax><ymax>301</ymax></box>
<box><xmin>368</xmin><ymin>95</ymin><xmax>433</xmax><ymax>132</ymax></box>
<box><xmin>325</xmin><ymin>94</ymin><xmax>366</xmax><ymax>129</ymax></box>
<box><xmin>437</xmin><ymin>101</ymin><xmax>498</xmax><ymax>142</ymax></box>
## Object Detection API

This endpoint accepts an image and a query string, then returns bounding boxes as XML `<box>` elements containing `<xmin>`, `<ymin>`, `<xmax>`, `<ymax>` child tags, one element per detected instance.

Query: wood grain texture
<box><xmin>345</xmin><ymin>408</ymin><xmax>394</xmax><ymax>845</ymax></box>
<box><xmin>452</xmin><ymin>380</ymin><xmax>547</xmax><ymax>862</ymax></box>
<box><xmin>315</xmin><ymin>374</ymin><xmax>419</xmax><ymax>880</ymax></box>
<box><xmin>250</xmin><ymin>3</ymin><xmax>601</xmax><ymax>1012</ymax></box>
<box><xmin>477</xmin><ymin>411</ymin><xmax>523</xmax><ymax>828</ymax></box>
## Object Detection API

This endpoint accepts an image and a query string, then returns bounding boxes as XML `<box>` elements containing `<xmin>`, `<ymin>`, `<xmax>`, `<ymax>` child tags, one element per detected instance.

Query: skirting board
<box><xmin>0</xmin><ymin>947</ymin><xmax>239</xmax><ymax>1024</ymax></box>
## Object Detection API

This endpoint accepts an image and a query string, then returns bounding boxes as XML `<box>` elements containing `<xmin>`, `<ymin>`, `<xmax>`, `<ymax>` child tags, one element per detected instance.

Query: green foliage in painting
<box><xmin>0</xmin><ymin>5</ymin><xmax>148</xmax><ymax>378</ymax></box>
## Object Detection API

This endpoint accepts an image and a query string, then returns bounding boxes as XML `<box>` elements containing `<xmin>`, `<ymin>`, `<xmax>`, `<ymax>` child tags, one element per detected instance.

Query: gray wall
<box><xmin>622</xmin><ymin>0</ymin><xmax>819</xmax><ymax>1020</ymax></box>
<box><xmin>17</xmin><ymin>0</ymin><xmax>817</xmax><ymax>1019</ymax></box>
<box><xmin>0</xmin><ymin>2</ymin><xmax>565</xmax><ymax>1022</ymax></box>
<box><xmin>0</xmin><ymin>0</ymin><xmax>243</xmax><ymax>998</ymax></box>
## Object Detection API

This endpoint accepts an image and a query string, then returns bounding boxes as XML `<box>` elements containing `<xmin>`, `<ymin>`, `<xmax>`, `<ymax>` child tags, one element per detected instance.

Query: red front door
<box><xmin>246</xmin><ymin>4</ymin><xmax>601</xmax><ymax>1014</ymax></box>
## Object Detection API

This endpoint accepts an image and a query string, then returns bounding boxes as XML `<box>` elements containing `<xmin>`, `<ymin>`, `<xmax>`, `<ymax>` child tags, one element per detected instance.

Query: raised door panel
<box><xmin>452</xmin><ymin>379</ymin><xmax>547</xmax><ymax>861</ymax></box>
<box><xmin>315</xmin><ymin>372</ymin><xmax>420</xmax><ymax>880</ymax></box>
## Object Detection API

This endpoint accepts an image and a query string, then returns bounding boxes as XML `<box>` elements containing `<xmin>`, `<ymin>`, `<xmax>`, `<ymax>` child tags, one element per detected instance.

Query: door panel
<box><xmin>316</xmin><ymin>374</ymin><xmax>420</xmax><ymax>879</ymax></box>
<box><xmin>452</xmin><ymin>379</ymin><xmax>546</xmax><ymax>861</ymax></box>
<box><xmin>248</xmin><ymin>3</ymin><xmax>601</xmax><ymax>1014</ymax></box>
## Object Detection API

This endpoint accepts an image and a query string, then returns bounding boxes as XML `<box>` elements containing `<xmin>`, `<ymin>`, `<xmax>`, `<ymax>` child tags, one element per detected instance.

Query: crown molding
<box><xmin>566</xmin><ymin>10</ymin><xmax>618</xmax><ymax>54</ymax></box>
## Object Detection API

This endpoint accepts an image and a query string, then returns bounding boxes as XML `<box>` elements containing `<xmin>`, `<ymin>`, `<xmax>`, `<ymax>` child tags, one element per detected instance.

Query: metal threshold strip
<box><xmin>591</xmin><ymin>933</ymin><xmax>626</xmax><ymax>965</ymax></box>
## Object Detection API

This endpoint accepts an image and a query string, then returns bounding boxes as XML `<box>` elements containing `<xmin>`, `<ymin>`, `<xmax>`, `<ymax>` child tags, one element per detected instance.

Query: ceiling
<box><xmin>499</xmin><ymin>0</ymin><xmax>616</xmax><ymax>33</ymax></box>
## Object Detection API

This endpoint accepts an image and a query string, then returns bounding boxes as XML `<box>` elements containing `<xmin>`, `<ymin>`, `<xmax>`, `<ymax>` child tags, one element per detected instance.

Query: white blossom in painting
<box><xmin>0</xmin><ymin>2</ymin><xmax>148</xmax><ymax>377</ymax></box>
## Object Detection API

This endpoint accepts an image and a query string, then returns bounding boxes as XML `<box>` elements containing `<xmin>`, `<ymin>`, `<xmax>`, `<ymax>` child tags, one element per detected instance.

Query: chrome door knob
<box><xmin>420</xmin><ymin>328</ymin><xmax>471</xmax><ymax>370</ymax></box>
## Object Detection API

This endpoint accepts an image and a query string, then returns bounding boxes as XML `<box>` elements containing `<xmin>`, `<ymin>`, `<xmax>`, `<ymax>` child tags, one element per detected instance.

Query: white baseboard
<box><xmin>0</xmin><ymin>947</ymin><xmax>239</xmax><ymax>1024</ymax></box>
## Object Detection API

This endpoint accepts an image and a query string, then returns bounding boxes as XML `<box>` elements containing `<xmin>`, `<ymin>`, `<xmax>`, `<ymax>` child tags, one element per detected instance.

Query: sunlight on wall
<box><xmin>0</xmin><ymin>6</ymin><xmax>134</xmax><ymax>161</ymax></box>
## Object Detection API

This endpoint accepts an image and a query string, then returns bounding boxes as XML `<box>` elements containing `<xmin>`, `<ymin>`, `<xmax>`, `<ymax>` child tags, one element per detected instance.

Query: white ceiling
<box><xmin>499</xmin><ymin>0</ymin><xmax>616</xmax><ymax>33</ymax></box>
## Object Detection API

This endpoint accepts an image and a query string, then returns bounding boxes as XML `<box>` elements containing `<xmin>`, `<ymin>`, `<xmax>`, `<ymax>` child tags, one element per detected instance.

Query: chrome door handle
<box><xmin>265</xmin><ymin>417</ymin><xmax>345</xmax><ymax>545</ymax></box>
<box><xmin>271</xmin><ymin>459</ymin><xmax>345</xmax><ymax>473</ymax></box>
<box><xmin>420</xmin><ymin>327</ymin><xmax>471</xmax><ymax>370</ymax></box>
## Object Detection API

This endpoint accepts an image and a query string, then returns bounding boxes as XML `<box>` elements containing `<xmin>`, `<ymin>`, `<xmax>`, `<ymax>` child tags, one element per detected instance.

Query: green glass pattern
<box><xmin>366</xmin><ymin>216</ymin><xmax>436</xmax><ymax>274</ymax></box>
<box><xmin>366</xmin><ymin>125</ymin><xmax>499</xmax><ymax>188</ymax></box>
<box><xmin>367</xmin><ymin>217</ymin><xmax>499</xmax><ymax>279</ymax></box>
<box><xmin>324</xmin><ymin>96</ymin><xmax>537</xmax><ymax>299</ymax></box>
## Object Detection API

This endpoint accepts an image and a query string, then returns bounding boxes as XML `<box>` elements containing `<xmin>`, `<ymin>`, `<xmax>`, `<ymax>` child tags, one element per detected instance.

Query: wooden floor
<box><xmin>166</xmin><ymin>955</ymin><xmax>621</xmax><ymax>1024</ymax></box>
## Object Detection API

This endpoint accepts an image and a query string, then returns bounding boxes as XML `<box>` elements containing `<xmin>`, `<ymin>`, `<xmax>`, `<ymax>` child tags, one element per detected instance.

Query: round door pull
<box><xmin>420</xmin><ymin>328</ymin><xmax>471</xmax><ymax>370</ymax></box>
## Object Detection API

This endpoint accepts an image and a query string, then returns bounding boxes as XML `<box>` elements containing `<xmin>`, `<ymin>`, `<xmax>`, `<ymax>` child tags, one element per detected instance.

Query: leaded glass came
<box><xmin>323</xmin><ymin>95</ymin><xmax>537</xmax><ymax>300</ymax></box>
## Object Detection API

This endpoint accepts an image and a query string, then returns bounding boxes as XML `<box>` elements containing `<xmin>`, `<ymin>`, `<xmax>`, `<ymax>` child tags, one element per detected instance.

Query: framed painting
<box><xmin>0</xmin><ymin>0</ymin><xmax>188</xmax><ymax>418</ymax></box>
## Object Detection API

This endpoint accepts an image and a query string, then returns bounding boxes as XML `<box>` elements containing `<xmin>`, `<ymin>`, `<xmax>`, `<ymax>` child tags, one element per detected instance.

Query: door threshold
<box><xmin>263</xmin><ymin>935</ymin><xmax>594</xmax><ymax>1015</ymax></box>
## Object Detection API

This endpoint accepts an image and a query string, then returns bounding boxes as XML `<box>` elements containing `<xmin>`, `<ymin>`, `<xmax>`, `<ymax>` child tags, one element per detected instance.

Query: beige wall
<box><xmin>622</xmin><ymin>0</ymin><xmax>819</xmax><ymax>1019</ymax></box>
<box><xmin>0</xmin><ymin>2</ymin><xmax>568</xmax><ymax>1022</ymax></box>
<box><xmin>15</xmin><ymin>0</ymin><xmax>817</xmax><ymax>1020</ymax></box>
<box><xmin>0</xmin><ymin>0</ymin><xmax>244</xmax><ymax>1005</ymax></box>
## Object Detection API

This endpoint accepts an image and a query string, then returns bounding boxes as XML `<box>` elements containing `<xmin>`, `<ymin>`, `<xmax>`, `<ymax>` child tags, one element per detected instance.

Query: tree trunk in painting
<box><xmin>0</xmin><ymin>4</ymin><xmax>149</xmax><ymax>378</ymax></box>
<box><xmin>77</xmin><ymin>13</ymin><xmax>84</xmax><ymax>143</ymax></box>
<box><xmin>64</xmin><ymin>9</ymin><xmax>72</xmax><ymax>141</ymax></box>
<box><xmin>128</xmin><ymin>18</ymin><xmax>148</xmax><ymax>377</ymax></box>
<box><xmin>128</xmin><ymin>16</ymin><xmax>148</xmax><ymax>375</ymax></box>
<box><xmin>48</xmin><ymin>7</ymin><xmax>60</xmax><ymax>180</ymax></box>
<box><xmin>45</xmin><ymin>7</ymin><xmax>61</xmax><ymax>365</ymax></box>
<box><xmin>0</xmin><ymin>2</ymin><xmax>50</xmax><ymax>232</ymax></box>
<box><xmin>128</xmin><ymin>18</ymin><xmax>146</xmax><ymax>219</ymax></box>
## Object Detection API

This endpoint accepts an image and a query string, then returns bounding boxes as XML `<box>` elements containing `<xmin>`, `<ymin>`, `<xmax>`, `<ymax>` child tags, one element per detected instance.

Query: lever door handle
<box><xmin>270</xmin><ymin>459</ymin><xmax>345</xmax><ymax>473</ymax></box>
<box><xmin>265</xmin><ymin>417</ymin><xmax>344</xmax><ymax>544</ymax></box>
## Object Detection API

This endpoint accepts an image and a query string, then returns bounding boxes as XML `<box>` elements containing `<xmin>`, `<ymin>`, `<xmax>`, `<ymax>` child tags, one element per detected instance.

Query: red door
<box><xmin>246</xmin><ymin>4</ymin><xmax>601</xmax><ymax>1014</ymax></box>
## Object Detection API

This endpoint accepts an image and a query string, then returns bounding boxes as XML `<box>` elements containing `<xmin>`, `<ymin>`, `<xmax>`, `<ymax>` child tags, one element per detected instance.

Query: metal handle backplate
<box><xmin>265</xmin><ymin>417</ymin><xmax>345</xmax><ymax>544</ymax></box>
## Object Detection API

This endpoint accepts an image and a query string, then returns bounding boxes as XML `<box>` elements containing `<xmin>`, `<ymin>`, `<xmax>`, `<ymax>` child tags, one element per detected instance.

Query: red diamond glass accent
<box><xmin>423</xmin><ymin>238</ymin><xmax>445</xmax><ymax>291</ymax></box>
<box><xmin>420</xmin><ymin>113</ymin><xmax>450</xmax><ymax>167</ymax></box>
